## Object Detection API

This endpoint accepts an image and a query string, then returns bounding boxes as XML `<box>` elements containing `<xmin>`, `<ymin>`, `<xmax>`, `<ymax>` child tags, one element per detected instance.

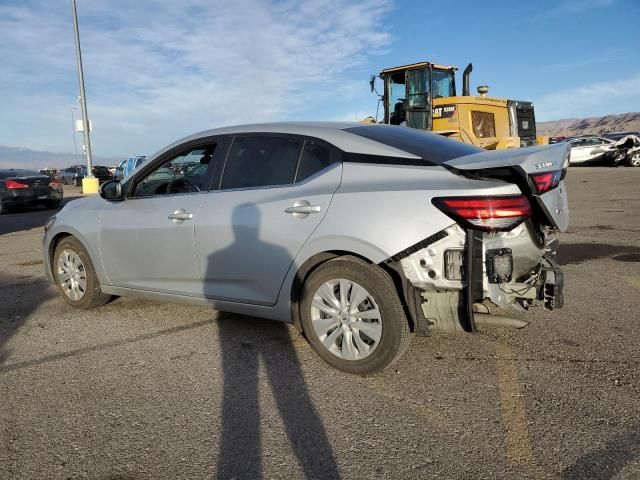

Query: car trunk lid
<box><xmin>443</xmin><ymin>143</ymin><xmax>570</xmax><ymax>232</ymax></box>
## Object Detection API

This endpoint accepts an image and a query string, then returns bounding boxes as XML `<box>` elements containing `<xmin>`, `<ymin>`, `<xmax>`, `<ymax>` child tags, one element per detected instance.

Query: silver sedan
<box><xmin>43</xmin><ymin>122</ymin><xmax>569</xmax><ymax>374</ymax></box>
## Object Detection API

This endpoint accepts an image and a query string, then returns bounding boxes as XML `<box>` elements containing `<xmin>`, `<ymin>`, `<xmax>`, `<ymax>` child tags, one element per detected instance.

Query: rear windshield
<box><xmin>0</xmin><ymin>170</ymin><xmax>40</xmax><ymax>179</ymax></box>
<box><xmin>345</xmin><ymin>125</ymin><xmax>481</xmax><ymax>164</ymax></box>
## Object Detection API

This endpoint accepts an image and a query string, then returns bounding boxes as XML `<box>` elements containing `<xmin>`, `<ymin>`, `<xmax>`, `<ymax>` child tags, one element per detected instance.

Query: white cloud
<box><xmin>0</xmin><ymin>0</ymin><xmax>392</xmax><ymax>156</ymax></box>
<box><xmin>534</xmin><ymin>73</ymin><xmax>640</xmax><ymax>120</ymax></box>
<box><xmin>532</xmin><ymin>0</ymin><xmax>616</xmax><ymax>20</ymax></box>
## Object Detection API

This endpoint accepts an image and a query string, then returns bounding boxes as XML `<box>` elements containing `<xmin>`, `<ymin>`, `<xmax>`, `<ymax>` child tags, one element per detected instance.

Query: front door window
<box><xmin>133</xmin><ymin>145</ymin><xmax>216</xmax><ymax>197</ymax></box>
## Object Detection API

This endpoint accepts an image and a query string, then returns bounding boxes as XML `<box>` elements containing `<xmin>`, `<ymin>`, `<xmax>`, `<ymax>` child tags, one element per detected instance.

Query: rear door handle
<box><xmin>285</xmin><ymin>200</ymin><xmax>321</xmax><ymax>218</ymax></box>
<box><xmin>168</xmin><ymin>208</ymin><xmax>193</xmax><ymax>223</ymax></box>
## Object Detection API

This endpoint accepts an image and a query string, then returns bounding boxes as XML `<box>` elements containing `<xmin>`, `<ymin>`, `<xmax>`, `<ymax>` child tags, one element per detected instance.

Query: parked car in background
<box><xmin>610</xmin><ymin>134</ymin><xmax>640</xmax><ymax>167</ymax></box>
<box><xmin>114</xmin><ymin>156</ymin><xmax>146</xmax><ymax>180</ymax></box>
<box><xmin>1</xmin><ymin>169</ymin><xmax>63</xmax><ymax>213</ymax></box>
<box><xmin>59</xmin><ymin>165</ymin><xmax>87</xmax><ymax>186</ymax></box>
<box><xmin>565</xmin><ymin>136</ymin><xmax>615</xmax><ymax>165</ymax></box>
<box><xmin>43</xmin><ymin>123</ymin><xmax>568</xmax><ymax>374</ymax></box>
<box><xmin>548</xmin><ymin>136</ymin><xmax>566</xmax><ymax>144</ymax></box>
<box><xmin>603</xmin><ymin>131</ymin><xmax>640</xmax><ymax>142</ymax></box>
<box><xmin>91</xmin><ymin>165</ymin><xmax>114</xmax><ymax>183</ymax></box>
<box><xmin>39</xmin><ymin>168</ymin><xmax>59</xmax><ymax>177</ymax></box>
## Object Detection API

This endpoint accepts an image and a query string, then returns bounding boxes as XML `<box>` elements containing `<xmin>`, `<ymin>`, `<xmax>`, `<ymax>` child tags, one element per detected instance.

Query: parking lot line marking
<box><xmin>495</xmin><ymin>342</ymin><xmax>532</xmax><ymax>465</ymax></box>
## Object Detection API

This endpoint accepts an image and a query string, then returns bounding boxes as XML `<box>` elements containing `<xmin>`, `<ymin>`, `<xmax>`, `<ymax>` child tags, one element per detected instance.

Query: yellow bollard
<box><xmin>82</xmin><ymin>177</ymin><xmax>100</xmax><ymax>195</ymax></box>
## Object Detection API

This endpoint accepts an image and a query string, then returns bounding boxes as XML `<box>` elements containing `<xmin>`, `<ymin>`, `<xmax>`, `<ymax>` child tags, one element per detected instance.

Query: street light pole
<box><xmin>71</xmin><ymin>0</ymin><xmax>94</xmax><ymax>179</ymax></box>
<box><xmin>70</xmin><ymin>107</ymin><xmax>79</xmax><ymax>162</ymax></box>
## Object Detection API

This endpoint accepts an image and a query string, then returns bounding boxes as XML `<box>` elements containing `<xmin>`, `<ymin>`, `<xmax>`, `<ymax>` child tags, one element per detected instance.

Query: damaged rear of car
<box><xmin>309</xmin><ymin>125</ymin><xmax>569</xmax><ymax>370</ymax></box>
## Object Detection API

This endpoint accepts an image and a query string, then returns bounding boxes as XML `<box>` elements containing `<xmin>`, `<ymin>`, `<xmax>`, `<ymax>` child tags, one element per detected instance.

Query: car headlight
<box><xmin>44</xmin><ymin>216</ymin><xmax>56</xmax><ymax>233</ymax></box>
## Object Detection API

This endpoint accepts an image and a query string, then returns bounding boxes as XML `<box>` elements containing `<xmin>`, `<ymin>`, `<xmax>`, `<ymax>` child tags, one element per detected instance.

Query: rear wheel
<box><xmin>53</xmin><ymin>237</ymin><xmax>111</xmax><ymax>309</ymax></box>
<box><xmin>300</xmin><ymin>256</ymin><xmax>411</xmax><ymax>375</ymax></box>
<box><xmin>0</xmin><ymin>202</ymin><xmax>13</xmax><ymax>215</ymax></box>
<box><xmin>628</xmin><ymin>152</ymin><xmax>640</xmax><ymax>167</ymax></box>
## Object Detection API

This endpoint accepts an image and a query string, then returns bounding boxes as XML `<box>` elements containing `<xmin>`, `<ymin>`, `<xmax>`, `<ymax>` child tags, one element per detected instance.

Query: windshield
<box><xmin>432</xmin><ymin>69</ymin><xmax>455</xmax><ymax>98</ymax></box>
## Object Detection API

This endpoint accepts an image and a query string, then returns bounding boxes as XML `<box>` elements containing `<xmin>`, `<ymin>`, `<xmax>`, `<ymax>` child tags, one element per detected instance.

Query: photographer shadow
<box><xmin>206</xmin><ymin>204</ymin><xmax>340</xmax><ymax>479</ymax></box>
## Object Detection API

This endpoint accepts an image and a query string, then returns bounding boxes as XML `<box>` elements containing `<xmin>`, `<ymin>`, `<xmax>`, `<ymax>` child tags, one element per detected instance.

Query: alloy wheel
<box><xmin>310</xmin><ymin>278</ymin><xmax>382</xmax><ymax>360</ymax></box>
<box><xmin>630</xmin><ymin>153</ymin><xmax>640</xmax><ymax>167</ymax></box>
<box><xmin>57</xmin><ymin>249</ymin><xmax>88</xmax><ymax>301</ymax></box>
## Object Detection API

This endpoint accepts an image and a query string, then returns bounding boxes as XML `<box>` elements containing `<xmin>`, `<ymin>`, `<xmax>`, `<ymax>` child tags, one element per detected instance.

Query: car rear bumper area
<box><xmin>2</xmin><ymin>189</ymin><xmax>62</xmax><ymax>207</ymax></box>
<box><xmin>392</xmin><ymin>223</ymin><xmax>564</xmax><ymax>334</ymax></box>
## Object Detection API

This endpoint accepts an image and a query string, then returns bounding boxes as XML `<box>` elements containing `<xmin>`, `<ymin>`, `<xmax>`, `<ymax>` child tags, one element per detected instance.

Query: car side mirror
<box><xmin>99</xmin><ymin>180</ymin><xmax>122</xmax><ymax>200</ymax></box>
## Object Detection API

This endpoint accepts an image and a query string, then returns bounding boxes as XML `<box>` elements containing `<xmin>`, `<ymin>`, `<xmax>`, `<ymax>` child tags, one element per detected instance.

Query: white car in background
<box><xmin>566</xmin><ymin>136</ymin><xmax>615</xmax><ymax>165</ymax></box>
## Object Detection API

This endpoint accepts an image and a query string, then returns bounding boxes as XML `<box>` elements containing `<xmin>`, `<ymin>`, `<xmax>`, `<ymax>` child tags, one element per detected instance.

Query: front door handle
<box><xmin>285</xmin><ymin>200</ymin><xmax>321</xmax><ymax>218</ymax></box>
<box><xmin>168</xmin><ymin>208</ymin><xmax>193</xmax><ymax>223</ymax></box>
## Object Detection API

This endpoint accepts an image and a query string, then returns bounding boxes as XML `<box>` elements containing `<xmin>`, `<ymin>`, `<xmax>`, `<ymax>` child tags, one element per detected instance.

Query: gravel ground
<box><xmin>1</xmin><ymin>169</ymin><xmax>639</xmax><ymax>480</ymax></box>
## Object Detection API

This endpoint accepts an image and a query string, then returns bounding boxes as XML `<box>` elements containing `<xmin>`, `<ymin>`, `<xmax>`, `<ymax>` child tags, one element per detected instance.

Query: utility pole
<box><xmin>70</xmin><ymin>107</ymin><xmax>79</xmax><ymax>162</ymax></box>
<box><xmin>71</xmin><ymin>0</ymin><xmax>95</xmax><ymax>184</ymax></box>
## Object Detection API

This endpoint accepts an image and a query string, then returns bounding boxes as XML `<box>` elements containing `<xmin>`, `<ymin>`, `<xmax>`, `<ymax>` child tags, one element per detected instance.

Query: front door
<box><xmin>195</xmin><ymin>135</ymin><xmax>342</xmax><ymax>306</ymax></box>
<box><xmin>100</xmin><ymin>142</ymin><xmax>219</xmax><ymax>296</ymax></box>
<box><xmin>405</xmin><ymin>68</ymin><xmax>432</xmax><ymax>130</ymax></box>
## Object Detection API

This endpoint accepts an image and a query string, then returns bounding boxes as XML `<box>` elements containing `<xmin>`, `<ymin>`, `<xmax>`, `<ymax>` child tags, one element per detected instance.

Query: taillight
<box><xmin>432</xmin><ymin>195</ymin><xmax>532</xmax><ymax>232</ymax></box>
<box><xmin>529</xmin><ymin>170</ymin><xmax>562</xmax><ymax>195</ymax></box>
<box><xmin>5</xmin><ymin>180</ymin><xmax>29</xmax><ymax>189</ymax></box>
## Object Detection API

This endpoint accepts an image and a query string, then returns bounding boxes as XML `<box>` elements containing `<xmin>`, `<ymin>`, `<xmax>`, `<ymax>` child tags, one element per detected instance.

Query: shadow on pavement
<box><xmin>557</xmin><ymin>242</ymin><xmax>640</xmax><ymax>265</ymax></box>
<box><xmin>216</xmin><ymin>314</ymin><xmax>340</xmax><ymax>479</ymax></box>
<box><xmin>562</xmin><ymin>426</ymin><xmax>640</xmax><ymax>479</ymax></box>
<box><xmin>208</xmin><ymin>204</ymin><xmax>340</xmax><ymax>479</ymax></box>
<box><xmin>0</xmin><ymin>273</ymin><xmax>54</xmax><ymax>365</ymax></box>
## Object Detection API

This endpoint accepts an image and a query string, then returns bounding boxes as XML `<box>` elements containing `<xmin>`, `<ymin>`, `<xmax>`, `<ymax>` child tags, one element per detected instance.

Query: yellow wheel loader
<box><xmin>369</xmin><ymin>61</ymin><xmax>547</xmax><ymax>149</ymax></box>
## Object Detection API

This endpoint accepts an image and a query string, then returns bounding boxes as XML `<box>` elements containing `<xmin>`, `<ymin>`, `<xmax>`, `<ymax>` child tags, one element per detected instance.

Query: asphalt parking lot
<box><xmin>1</xmin><ymin>169</ymin><xmax>639</xmax><ymax>480</ymax></box>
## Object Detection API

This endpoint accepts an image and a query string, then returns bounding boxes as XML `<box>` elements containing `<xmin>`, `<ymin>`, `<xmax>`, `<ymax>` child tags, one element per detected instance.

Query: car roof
<box><xmin>0</xmin><ymin>169</ymin><xmax>40</xmax><ymax>175</ymax></box>
<box><xmin>152</xmin><ymin>122</ymin><xmax>423</xmax><ymax>161</ymax></box>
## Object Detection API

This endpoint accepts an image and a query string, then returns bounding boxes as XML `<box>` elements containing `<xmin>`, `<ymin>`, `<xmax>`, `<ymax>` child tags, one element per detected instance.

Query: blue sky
<box><xmin>0</xmin><ymin>0</ymin><xmax>638</xmax><ymax>157</ymax></box>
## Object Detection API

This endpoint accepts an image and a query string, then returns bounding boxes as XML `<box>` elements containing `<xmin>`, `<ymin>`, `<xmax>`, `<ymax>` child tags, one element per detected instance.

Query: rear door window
<box><xmin>221</xmin><ymin>136</ymin><xmax>302</xmax><ymax>189</ymax></box>
<box><xmin>295</xmin><ymin>141</ymin><xmax>334</xmax><ymax>183</ymax></box>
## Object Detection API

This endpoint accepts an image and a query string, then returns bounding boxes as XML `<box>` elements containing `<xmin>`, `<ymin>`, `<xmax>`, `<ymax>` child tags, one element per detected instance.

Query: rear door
<box><xmin>195</xmin><ymin>135</ymin><xmax>341</xmax><ymax>305</ymax></box>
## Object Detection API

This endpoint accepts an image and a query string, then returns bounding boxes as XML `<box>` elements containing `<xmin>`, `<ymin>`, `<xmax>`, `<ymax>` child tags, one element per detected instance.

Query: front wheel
<box><xmin>53</xmin><ymin>237</ymin><xmax>111</xmax><ymax>309</ymax></box>
<box><xmin>300</xmin><ymin>256</ymin><xmax>411</xmax><ymax>375</ymax></box>
<box><xmin>628</xmin><ymin>151</ymin><xmax>640</xmax><ymax>167</ymax></box>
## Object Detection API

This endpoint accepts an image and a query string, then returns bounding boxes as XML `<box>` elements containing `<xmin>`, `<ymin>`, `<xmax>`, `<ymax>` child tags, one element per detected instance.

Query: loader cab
<box><xmin>380</xmin><ymin>63</ymin><xmax>456</xmax><ymax>131</ymax></box>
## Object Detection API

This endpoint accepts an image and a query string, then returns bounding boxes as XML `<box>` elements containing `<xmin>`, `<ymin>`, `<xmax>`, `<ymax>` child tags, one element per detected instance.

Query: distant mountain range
<box><xmin>537</xmin><ymin>112</ymin><xmax>640</xmax><ymax>138</ymax></box>
<box><xmin>2</xmin><ymin>112</ymin><xmax>639</xmax><ymax>169</ymax></box>
<box><xmin>0</xmin><ymin>145</ymin><xmax>121</xmax><ymax>170</ymax></box>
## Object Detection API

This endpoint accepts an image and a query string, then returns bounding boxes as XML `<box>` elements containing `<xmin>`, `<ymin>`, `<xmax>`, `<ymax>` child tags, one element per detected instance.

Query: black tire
<box><xmin>44</xmin><ymin>200</ymin><xmax>61</xmax><ymax>210</ymax></box>
<box><xmin>0</xmin><ymin>202</ymin><xmax>12</xmax><ymax>215</ymax></box>
<box><xmin>53</xmin><ymin>236</ymin><xmax>111</xmax><ymax>310</ymax></box>
<box><xmin>74</xmin><ymin>178</ymin><xmax>81</xmax><ymax>187</ymax></box>
<box><xmin>300</xmin><ymin>255</ymin><xmax>411</xmax><ymax>375</ymax></box>
<box><xmin>61</xmin><ymin>177</ymin><xmax>68</xmax><ymax>185</ymax></box>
